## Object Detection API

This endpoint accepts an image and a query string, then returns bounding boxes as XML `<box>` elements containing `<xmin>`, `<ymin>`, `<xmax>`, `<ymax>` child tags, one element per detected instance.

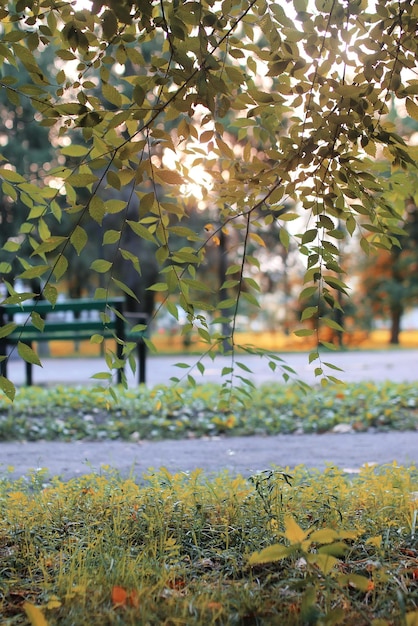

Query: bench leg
<box><xmin>116</xmin><ymin>340</ymin><xmax>123</xmax><ymax>384</ymax></box>
<box><xmin>25</xmin><ymin>343</ymin><xmax>33</xmax><ymax>386</ymax></box>
<box><xmin>0</xmin><ymin>339</ymin><xmax>7</xmax><ymax>379</ymax></box>
<box><xmin>137</xmin><ymin>340</ymin><xmax>146</xmax><ymax>384</ymax></box>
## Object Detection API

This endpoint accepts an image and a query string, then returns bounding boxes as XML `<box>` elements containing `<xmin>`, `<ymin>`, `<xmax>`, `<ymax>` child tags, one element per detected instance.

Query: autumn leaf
<box><xmin>111</xmin><ymin>585</ymin><xmax>127</xmax><ymax>607</ymax></box>
<box><xmin>23</xmin><ymin>601</ymin><xmax>49</xmax><ymax>626</ymax></box>
<box><xmin>111</xmin><ymin>586</ymin><xmax>139</xmax><ymax>608</ymax></box>
<box><xmin>207</xmin><ymin>601</ymin><xmax>223</xmax><ymax>611</ymax></box>
<box><xmin>284</xmin><ymin>515</ymin><xmax>308</xmax><ymax>544</ymax></box>
<box><xmin>128</xmin><ymin>590</ymin><xmax>140</xmax><ymax>608</ymax></box>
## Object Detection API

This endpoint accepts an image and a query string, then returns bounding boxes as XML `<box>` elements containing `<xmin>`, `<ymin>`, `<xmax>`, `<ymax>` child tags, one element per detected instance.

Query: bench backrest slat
<box><xmin>0</xmin><ymin>297</ymin><xmax>125</xmax><ymax>316</ymax></box>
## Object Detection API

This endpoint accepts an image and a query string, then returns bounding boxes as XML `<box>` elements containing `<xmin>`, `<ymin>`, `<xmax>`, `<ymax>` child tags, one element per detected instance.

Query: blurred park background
<box><xmin>2</xmin><ymin>5</ymin><xmax>418</xmax><ymax>361</ymax></box>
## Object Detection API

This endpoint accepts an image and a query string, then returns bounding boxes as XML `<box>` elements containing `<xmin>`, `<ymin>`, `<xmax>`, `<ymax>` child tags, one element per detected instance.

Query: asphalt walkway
<box><xmin>1</xmin><ymin>349</ymin><xmax>418</xmax><ymax>482</ymax></box>
<box><xmin>6</xmin><ymin>348</ymin><xmax>418</xmax><ymax>387</ymax></box>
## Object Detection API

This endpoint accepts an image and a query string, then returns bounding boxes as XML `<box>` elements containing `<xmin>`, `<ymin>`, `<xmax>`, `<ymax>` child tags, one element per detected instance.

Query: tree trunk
<box><xmin>219</xmin><ymin>228</ymin><xmax>231</xmax><ymax>352</ymax></box>
<box><xmin>389</xmin><ymin>306</ymin><xmax>402</xmax><ymax>344</ymax></box>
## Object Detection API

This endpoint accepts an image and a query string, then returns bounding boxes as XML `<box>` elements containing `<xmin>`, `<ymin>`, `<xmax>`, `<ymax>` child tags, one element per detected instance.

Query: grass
<box><xmin>1</xmin><ymin>464</ymin><xmax>418</xmax><ymax>625</ymax></box>
<box><xmin>0</xmin><ymin>381</ymin><xmax>417</xmax><ymax>442</ymax></box>
<box><xmin>1</xmin><ymin>380</ymin><xmax>418</xmax><ymax>624</ymax></box>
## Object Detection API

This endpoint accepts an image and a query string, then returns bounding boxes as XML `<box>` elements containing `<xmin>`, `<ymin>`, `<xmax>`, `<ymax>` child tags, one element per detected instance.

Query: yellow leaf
<box><xmin>308</xmin><ymin>552</ymin><xmax>340</xmax><ymax>575</ymax></box>
<box><xmin>23</xmin><ymin>601</ymin><xmax>49</xmax><ymax>626</ymax></box>
<box><xmin>46</xmin><ymin>597</ymin><xmax>62</xmax><ymax>609</ymax></box>
<box><xmin>248</xmin><ymin>543</ymin><xmax>291</xmax><ymax>565</ymax></box>
<box><xmin>406</xmin><ymin>98</ymin><xmax>418</xmax><ymax>122</ymax></box>
<box><xmin>406</xmin><ymin>612</ymin><xmax>418</xmax><ymax>626</ymax></box>
<box><xmin>249</xmin><ymin>232</ymin><xmax>266</xmax><ymax>247</ymax></box>
<box><xmin>284</xmin><ymin>515</ymin><xmax>308</xmax><ymax>544</ymax></box>
<box><xmin>338</xmin><ymin>573</ymin><xmax>372</xmax><ymax>592</ymax></box>
<box><xmin>154</xmin><ymin>169</ymin><xmax>184</xmax><ymax>185</ymax></box>
<box><xmin>365</xmin><ymin>535</ymin><xmax>382</xmax><ymax>548</ymax></box>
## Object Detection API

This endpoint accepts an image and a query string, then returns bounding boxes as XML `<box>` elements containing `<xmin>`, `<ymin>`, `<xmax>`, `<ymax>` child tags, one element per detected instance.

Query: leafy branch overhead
<box><xmin>1</xmin><ymin>0</ymin><xmax>418</xmax><ymax>388</ymax></box>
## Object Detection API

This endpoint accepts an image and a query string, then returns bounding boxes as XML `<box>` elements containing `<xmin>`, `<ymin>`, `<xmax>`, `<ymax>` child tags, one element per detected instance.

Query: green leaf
<box><xmin>107</xmin><ymin>170</ymin><xmax>121</xmax><ymax>190</ymax></box>
<box><xmin>279</xmin><ymin>227</ymin><xmax>290</xmax><ymax>249</ymax></box>
<box><xmin>301</xmin><ymin>229</ymin><xmax>317</xmax><ymax>244</ymax></box>
<box><xmin>236</xmin><ymin>361</ymin><xmax>252</xmax><ymax>373</ymax></box>
<box><xmin>43</xmin><ymin>284</ymin><xmax>58</xmax><ymax>306</ymax></box>
<box><xmin>127</xmin><ymin>220</ymin><xmax>157</xmax><ymax>243</ymax></box>
<box><xmin>61</xmin><ymin>144</ymin><xmax>90</xmax><ymax>157</ymax></box>
<box><xmin>2</xmin><ymin>180</ymin><xmax>17</xmax><ymax>200</ymax></box>
<box><xmin>102</xmin><ymin>9</ymin><xmax>118</xmax><ymax>40</ymax></box>
<box><xmin>323</xmin><ymin>276</ymin><xmax>349</xmax><ymax>293</ymax></box>
<box><xmin>102</xmin><ymin>82</ymin><xmax>122</xmax><ymax>107</ymax></box>
<box><xmin>321</xmin><ymin>318</ymin><xmax>345</xmax><ymax>333</ymax></box>
<box><xmin>299</xmin><ymin>286</ymin><xmax>317</xmax><ymax>301</ymax></box>
<box><xmin>91</xmin><ymin>259</ymin><xmax>113</xmax><ymax>273</ymax></box>
<box><xmin>294</xmin><ymin>328</ymin><xmax>314</xmax><ymax>337</ymax></box>
<box><xmin>309</xmin><ymin>351</ymin><xmax>319</xmax><ymax>363</ymax></box>
<box><xmin>30</xmin><ymin>311</ymin><xmax>45</xmax><ymax>332</ymax></box>
<box><xmin>19</xmin><ymin>265</ymin><xmax>50</xmax><ymax>280</ymax></box>
<box><xmin>53</xmin><ymin>255</ymin><xmax>68</xmax><ymax>281</ymax></box>
<box><xmin>0</xmin><ymin>167</ymin><xmax>25</xmax><ymax>183</ymax></box>
<box><xmin>0</xmin><ymin>375</ymin><xmax>16</xmax><ymax>401</ymax></box>
<box><xmin>301</xmin><ymin>306</ymin><xmax>318</xmax><ymax>321</ymax></box>
<box><xmin>0</xmin><ymin>322</ymin><xmax>17</xmax><ymax>339</ymax></box>
<box><xmin>3</xmin><ymin>240</ymin><xmax>20</xmax><ymax>252</ymax></box>
<box><xmin>111</xmin><ymin>277</ymin><xmax>139</xmax><ymax>301</ymax></box>
<box><xmin>105</xmin><ymin>199</ymin><xmax>126</xmax><ymax>213</ymax></box>
<box><xmin>294</xmin><ymin>0</ymin><xmax>308</xmax><ymax>10</ymax></box>
<box><xmin>319</xmin><ymin>340</ymin><xmax>337</xmax><ymax>350</ymax></box>
<box><xmin>66</xmin><ymin>173</ymin><xmax>97</xmax><ymax>187</ymax></box>
<box><xmin>90</xmin><ymin>334</ymin><xmax>104</xmax><ymax>344</ymax></box>
<box><xmin>103</xmin><ymin>230</ymin><xmax>121</xmax><ymax>245</ymax></box>
<box><xmin>17</xmin><ymin>342</ymin><xmax>42</xmax><ymax>367</ymax></box>
<box><xmin>91</xmin><ymin>371</ymin><xmax>112</xmax><ymax>380</ymax></box>
<box><xmin>147</xmin><ymin>282</ymin><xmax>168</xmax><ymax>292</ymax></box>
<box><xmin>70</xmin><ymin>225</ymin><xmax>88</xmax><ymax>255</ymax></box>
<box><xmin>323</xmin><ymin>361</ymin><xmax>344</xmax><ymax>372</ymax></box>
<box><xmin>89</xmin><ymin>196</ymin><xmax>105</xmax><ymax>224</ymax></box>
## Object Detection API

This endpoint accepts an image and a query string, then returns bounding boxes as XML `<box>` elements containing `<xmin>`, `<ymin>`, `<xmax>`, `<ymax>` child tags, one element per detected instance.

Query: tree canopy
<box><xmin>1</xmin><ymin>0</ymin><xmax>418</xmax><ymax>397</ymax></box>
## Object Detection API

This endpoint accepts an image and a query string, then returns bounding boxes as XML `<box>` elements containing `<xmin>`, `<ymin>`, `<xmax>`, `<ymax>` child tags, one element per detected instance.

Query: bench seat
<box><xmin>0</xmin><ymin>297</ymin><xmax>147</xmax><ymax>385</ymax></box>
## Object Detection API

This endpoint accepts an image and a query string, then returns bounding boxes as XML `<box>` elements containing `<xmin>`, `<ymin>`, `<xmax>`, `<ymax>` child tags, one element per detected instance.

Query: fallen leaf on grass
<box><xmin>46</xmin><ymin>596</ymin><xmax>62</xmax><ymax>609</ymax></box>
<box><xmin>406</xmin><ymin>611</ymin><xmax>418</xmax><ymax>626</ymax></box>
<box><xmin>167</xmin><ymin>578</ymin><xmax>186</xmax><ymax>590</ymax></box>
<box><xmin>111</xmin><ymin>586</ymin><xmax>139</xmax><ymax>608</ymax></box>
<box><xmin>23</xmin><ymin>601</ymin><xmax>49</xmax><ymax>626</ymax></box>
<box><xmin>207</xmin><ymin>601</ymin><xmax>223</xmax><ymax>611</ymax></box>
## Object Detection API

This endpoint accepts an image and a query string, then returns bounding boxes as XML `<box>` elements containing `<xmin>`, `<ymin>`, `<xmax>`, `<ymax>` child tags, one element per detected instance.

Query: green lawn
<box><xmin>0</xmin><ymin>381</ymin><xmax>417</xmax><ymax>441</ymax></box>
<box><xmin>1</xmin><ymin>465</ymin><xmax>418</xmax><ymax>625</ymax></box>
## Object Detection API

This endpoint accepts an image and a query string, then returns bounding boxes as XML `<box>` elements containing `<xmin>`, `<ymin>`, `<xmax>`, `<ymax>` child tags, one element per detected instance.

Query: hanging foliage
<box><xmin>1</xmin><ymin>0</ymin><xmax>418</xmax><ymax>396</ymax></box>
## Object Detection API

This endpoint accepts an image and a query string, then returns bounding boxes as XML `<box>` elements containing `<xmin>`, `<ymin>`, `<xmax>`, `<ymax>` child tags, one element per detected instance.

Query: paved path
<box><xmin>1</xmin><ymin>349</ymin><xmax>418</xmax><ymax>482</ymax></box>
<box><xmin>1</xmin><ymin>431</ymin><xmax>418</xmax><ymax>483</ymax></box>
<box><xmin>6</xmin><ymin>348</ymin><xmax>418</xmax><ymax>387</ymax></box>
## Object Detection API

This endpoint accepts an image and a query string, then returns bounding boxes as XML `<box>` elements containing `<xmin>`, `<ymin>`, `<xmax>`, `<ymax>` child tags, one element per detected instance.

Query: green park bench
<box><xmin>0</xmin><ymin>297</ymin><xmax>148</xmax><ymax>385</ymax></box>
